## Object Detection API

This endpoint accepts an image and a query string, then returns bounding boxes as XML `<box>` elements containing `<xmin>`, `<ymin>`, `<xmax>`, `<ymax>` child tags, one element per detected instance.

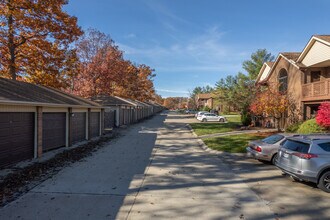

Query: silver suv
<box><xmin>276</xmin><ymin>135</ymin><xmax>330</xmax><ymax>193</ymax></box>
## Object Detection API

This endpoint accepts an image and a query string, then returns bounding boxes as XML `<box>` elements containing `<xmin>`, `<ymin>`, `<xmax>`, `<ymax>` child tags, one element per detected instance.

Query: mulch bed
<box><xmin>0</xmin><ymin>132</ymin><xmax>120</xmax><ymax>207</ymax></box>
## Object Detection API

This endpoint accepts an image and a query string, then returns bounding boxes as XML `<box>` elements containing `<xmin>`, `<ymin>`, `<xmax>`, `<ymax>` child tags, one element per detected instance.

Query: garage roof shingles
<box><xmin>0</xmin><ymin>77</ymin><xmax>100</xmax><ymax>107</ymax></box>
<box><xmin>91</xmin><ymin>95</ymin><xmax>134</xmax><ymax>106</ymax></box>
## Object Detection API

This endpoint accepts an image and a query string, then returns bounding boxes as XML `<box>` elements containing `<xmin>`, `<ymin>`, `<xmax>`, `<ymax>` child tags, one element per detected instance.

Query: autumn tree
<box><xmin>316</xmin><ymin>102</ymin><xmax>330</xmax><ymax>130</ymax></box>
<box><xmin>134</xmin><ymin>64</ymin><xmax>156</xmax><ymax>101</ymax></box>
<box><xmin>250</xmin><ymin>87</ymin><xmax>289</xmax><ymax>130</ymax></box>
<box><xmin>0</xmin><ymin>0</ymin><xmax>83</xmax><ymax>88</ymax></box>
<box><xmin>72</xmin><ymin>29</ymin><xmax>156</xmax><ymax>101</ymax></box>
<box><xmin>73</xmin><ymin>29</ymin><xmax>125</xmax><ymax>97</ymax></box>
<box><xmin>153</xmin><ymin>94</ymin><xmax>163</xmax><ymax>105</ymax></box>
<box><xmin>163</xmin><ymin>97</ymin><xmax>188</xmax><ymax>110</ymax></box>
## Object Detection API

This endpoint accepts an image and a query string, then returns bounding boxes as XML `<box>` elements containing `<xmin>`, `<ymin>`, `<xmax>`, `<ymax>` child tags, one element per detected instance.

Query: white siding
<box><xmin>302</xmin><ymin>41</ymin><xmax>330</xmax><ymax>67</ymax></box>
<box><xmin>260</xmin><ymin>65</ymin><xmax>271</xmax><ymax>81</ymax></box>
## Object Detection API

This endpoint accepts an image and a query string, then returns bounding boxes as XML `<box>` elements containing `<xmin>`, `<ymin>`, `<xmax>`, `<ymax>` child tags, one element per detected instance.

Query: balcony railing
<box><xmin>302</xmin><ymin>79</ymin><xmax>330</xmax><ymax>99</ymax></box>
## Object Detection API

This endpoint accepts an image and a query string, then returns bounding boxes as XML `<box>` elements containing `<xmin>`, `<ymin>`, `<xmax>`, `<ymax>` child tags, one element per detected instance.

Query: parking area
<box><xmin>219</xmin><ymin>153</ymin><xmax>330</xmax><ymax>219</ymax></box>
<box><xmin>178</xmin><ymin>114</ymin><xmax>330</xmax><ymax>219</ymax></box>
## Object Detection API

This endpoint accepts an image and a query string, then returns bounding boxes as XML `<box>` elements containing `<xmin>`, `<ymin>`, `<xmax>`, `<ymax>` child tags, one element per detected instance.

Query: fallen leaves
<box><xmin>0</xmin><ymin>132</ymin><xmax>118</xmax><ymax>207</ymax></box>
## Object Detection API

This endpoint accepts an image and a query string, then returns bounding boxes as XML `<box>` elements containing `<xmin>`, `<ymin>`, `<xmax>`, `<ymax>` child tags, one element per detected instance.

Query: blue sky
<box><xmin>65</xmin><ymin>0</ymin><xmax>330</xmax><ymax>97</ymax></box>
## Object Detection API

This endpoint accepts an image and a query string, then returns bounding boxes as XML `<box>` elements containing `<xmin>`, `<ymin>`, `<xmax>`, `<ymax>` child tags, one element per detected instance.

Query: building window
<box><xmin>278</xmin><ymin>69</ymin><xmax>288</xmax><ymax>93</ymax></box>
<box><xmin>311</xmin><ymin>71</ymin><xmax>321</xmax><ymax>83</ymax></box>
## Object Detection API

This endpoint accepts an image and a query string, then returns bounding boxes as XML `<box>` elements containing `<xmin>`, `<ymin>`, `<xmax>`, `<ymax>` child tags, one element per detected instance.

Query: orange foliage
<box><xmin>250</xmin><ymin>88</ymin><xmax>288</xmax><ymax>119</ymax></box>
<box><xmin>71</xmin><ymin>29</ymin><xmax>156</xmax><ymax>101</ymax></box>
<box><xmin>0</xmin><ymin>0</ymin><xmax>83</xmax><ymax>88</ymax></box>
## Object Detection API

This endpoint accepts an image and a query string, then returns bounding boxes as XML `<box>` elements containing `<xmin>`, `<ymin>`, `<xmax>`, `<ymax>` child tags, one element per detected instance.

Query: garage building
<box><xmin>0</xmin><ymin>78</ymin><xmax>103</xmax><ymax>168</ymax></box>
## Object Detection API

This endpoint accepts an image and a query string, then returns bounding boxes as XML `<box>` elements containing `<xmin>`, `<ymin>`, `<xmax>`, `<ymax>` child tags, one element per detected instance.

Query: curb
<box><xmin>199</xmin><ymin>129</ymin><xmax>278</xmax><ymax>139</ymax></box>
<box><xmin>186</xmin><ymin>124</ymin><xmax>224</xmax><ymax>156</ymax></box>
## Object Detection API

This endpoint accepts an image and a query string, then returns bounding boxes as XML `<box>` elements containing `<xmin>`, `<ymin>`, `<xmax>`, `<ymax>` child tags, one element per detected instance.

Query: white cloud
<box><xmin>118</xmin><ymin>25</ymin><xmax>238</xmax><ymax>66</ymax></box>
<box><xmin>156</xmin><ymin>89</ymin><xmax>189</xmax><ymax>94</ymax></box>
<box><xmin>142</xmin><ymin>0</ymin><xmax>192</xmax><ymax>26</ymax></box>
<box><xmin>124</xmin><ymin>33</ymin><xmax>136</xmax><ymax>39</ymax></box>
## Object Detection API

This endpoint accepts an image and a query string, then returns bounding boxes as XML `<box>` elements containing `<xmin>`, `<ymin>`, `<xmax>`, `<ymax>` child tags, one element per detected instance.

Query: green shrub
<box><xmin>297</xmin><ymin>119</ymin><xmax>325</xmax><ymax>134</ymax></box>
<box><xmin>203</xmin><ymin>106</ymin><xmax>211</xmax><ymax>112</ymax></box>
<box><xmin>285</xmin><ymin>122</ymin><xmax>302</xmax><ymax>133</ymax></box>
<box><xmin>241</xmin><ymin>112</ymin><xmax>252</xmax><ymax>126</ymax></box>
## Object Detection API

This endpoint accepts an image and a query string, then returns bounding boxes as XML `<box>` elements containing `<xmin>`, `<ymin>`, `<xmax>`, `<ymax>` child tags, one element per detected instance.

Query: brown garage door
<box><xmin>104</xmin><ymin>110</ymin><xmax>115</xmax><ymax>129</ymax></box>
<box><xmin>43</xmin><ymin>113</ymin><xmax>66</xmax><ymax>151</ymax></box>
<box><xmin>0</xmin><ymin>112</ymin><xmax>34</xmax><ymax>168</ymax></box>
<box><xmin>71</xmin><ymin>112</ymin><xmax>86</xmax><ymax>144</ymax></box>
<box><xmin>90</xmin><ymin>112</ymin><xmax>100</xmax><ymax>138</ymax></box>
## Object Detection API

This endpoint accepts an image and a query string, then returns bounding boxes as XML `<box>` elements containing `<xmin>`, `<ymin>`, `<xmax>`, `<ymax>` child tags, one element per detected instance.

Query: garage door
<box><xmin>43</xmin><ymin>113</ymin><xmax>66</xmax><ymax>151</ymax></box>
<box><xmin>104</xmin><ymin>110</ymin><xmax>115</xmax><ymax>129</ymax></box>
<box><xmin>71</xmin><ymin>112</ymin><xmax>86</xmax><ymax>144</ymax></box>
<box><xmin>0</xmin><ymin>112</ymin><xmax>34</xmax><ymax>168</ymax></box>
<box><xmin>90</xmin><ymin>112</ymin><xmax>100</xmax><ymax>138</ymax></box>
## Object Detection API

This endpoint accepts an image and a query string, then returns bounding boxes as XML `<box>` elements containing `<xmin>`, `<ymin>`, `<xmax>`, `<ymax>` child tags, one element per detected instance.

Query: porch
<box><xmin>302</xmin><ymin>78</ymin><xmax>330</xmax><ymax>101</ymax></box>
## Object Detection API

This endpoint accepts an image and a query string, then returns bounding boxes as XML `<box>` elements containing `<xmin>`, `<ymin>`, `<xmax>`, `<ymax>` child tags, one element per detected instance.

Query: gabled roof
<box><xmin>0</xmin><ymin>77</ymin><xmax>101</xmax><ymax>107</ymax></box>
<box><xmin>123</xmin><ymin>98</ymin><xmax>146</xmax><ymax>107</ymax></box>
<box><xmin>255</xmin><ymin>62</ymin><xmax>274</xmax><ymax>84</ymax></box>
<box><xmin>266</xmin><ymin>62</ymin><xmax>274</xmax><ymax>67</ymax></box>
<box><xmin>261</xmin><ymin>52</ymin><xmax>301</xmax><ymax>83</ymax></box>
<box><xmin>281</xmin><ymin>52</ymin><xmax>301</xmax><ymax>62</ymax></box>
<box><xmin>297</xmin><ymin>35</ymin><xmax>330</xmax><ymax>66</ymax></box>
<box><xmin>256</xmin><ymin>34</ymin><xmax>330</xmax><ymax>85</ymax></box>
<box><xmin>314</xmin><ymin>35</ymin><xmax>330</xmax><ymax>44</ymax></box>
<box><xmin>91</xmin><ymin>95</ymin><xmax>134</xmax><ymax>107</ymax></box>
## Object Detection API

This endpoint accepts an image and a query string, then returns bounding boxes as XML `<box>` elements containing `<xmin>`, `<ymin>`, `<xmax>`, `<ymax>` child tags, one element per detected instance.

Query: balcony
<box><xmin>302</xmin><ymin>79</ymin><xmax>330</xmax><ymax>101</ymax></box>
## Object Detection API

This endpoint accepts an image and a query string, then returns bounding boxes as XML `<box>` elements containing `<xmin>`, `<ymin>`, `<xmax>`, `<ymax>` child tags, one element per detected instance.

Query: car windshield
<box><xmin>281</xmin><ymin>139</ymin><xmax>310</xmax><ymax>153</ymax></box>
<box><xmin>262</xmin><ymin>134</ymin><xmax>284</xmax><ymax>144</ymax></box>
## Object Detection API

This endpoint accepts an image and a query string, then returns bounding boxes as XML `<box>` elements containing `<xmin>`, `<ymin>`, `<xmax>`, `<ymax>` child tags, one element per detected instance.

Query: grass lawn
<box><xmin>202</xmin><ymin>133</ymin><xmax>271</xmax><ymax>153</ymax></box>
<box><xmin>190</xmin><ymin>115</ymin><xmax>241</xmax><ymax>136</ymax></box>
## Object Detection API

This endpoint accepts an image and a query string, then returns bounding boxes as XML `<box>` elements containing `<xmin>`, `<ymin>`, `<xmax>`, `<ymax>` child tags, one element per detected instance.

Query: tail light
<box><xmin>251</xmin><ymin>145</ymin><xmax>262</xmax><ymax>152</ymax></box>
<box><xmin>292</xmin><ymin>152</ymin><xmax>318</xmax><ymax>160</ymax></box>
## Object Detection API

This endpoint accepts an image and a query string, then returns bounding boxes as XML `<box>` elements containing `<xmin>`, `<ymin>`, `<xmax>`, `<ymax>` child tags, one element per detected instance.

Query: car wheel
<box><xmin>219</xmin><ymin>118</ymin><xmax>224</xmax><ymax>122</ymax></box>
<box><xmin>202</xmin><ymin>118</ymin><xmax>207</xmax><ymax>122</ymax></box>
<box><xmin>317</xmin><ymin>171</ymin><xmax>330</xmax><ymax>193</ymax></box>
<box><xmin>271</xmin><ymin>153</ymin><xmax>278</xmax><ymax>165</ymax></box>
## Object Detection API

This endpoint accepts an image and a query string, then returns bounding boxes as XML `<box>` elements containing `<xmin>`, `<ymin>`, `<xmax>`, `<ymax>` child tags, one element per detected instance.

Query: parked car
<box><xmin>195</xmin><ymin>111</ymin><xmax>208</xmax><ymax>118</ymax></box>
<box><xmin>185</xmin><ymin>109</ymin><xmax>196</xmax><ymax>114</ymax></box>
<box><xmin>276</xmin><ymin>134</ymin><xmax>330</xmax><ymax>193</ymax></box>
<box><xmin>246</xmin><ymin>134</ymin><xmax>290</xmax><ymax>164</ymax></box>
<box><xmin>197</xmin><ymin>113</ymin><xmax>226</xmax><ymax>122</ymax></box>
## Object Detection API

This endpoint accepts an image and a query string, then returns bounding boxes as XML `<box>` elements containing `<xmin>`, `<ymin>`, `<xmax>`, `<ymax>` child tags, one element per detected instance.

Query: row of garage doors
<box><xmin>0</xmin><ymin>112</ymin><xmax>101</xmax><ymax>168</ymax></box>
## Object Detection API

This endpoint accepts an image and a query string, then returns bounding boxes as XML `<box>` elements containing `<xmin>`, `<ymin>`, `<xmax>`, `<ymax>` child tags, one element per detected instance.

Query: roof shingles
<box><xmin>280</xmin><ymin>52</ymin><xmax>301</xmax><ymax>62</ymax></box>
<box><xmin>0</xmin><ymin>77</ymin><xmax>100</xmax><ymax>107</ymax></box>
<box><xmin>315</xmin><ymin>35</ymin><xmax>330</xmax><ymax>44</ymax></box>
<box><xmin>91</xmin><ymin>95</ymin><xmax>134</xmax><ymax>106</ymax></box>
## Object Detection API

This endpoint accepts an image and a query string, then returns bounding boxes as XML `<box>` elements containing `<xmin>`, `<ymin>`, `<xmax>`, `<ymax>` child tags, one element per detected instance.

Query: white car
<box><xmin>197</xmin><ymin>113</ymin><xmax>226</xmax><ymax>122</ymax></box>
<box><xmin>195</xmin><ymin>111</ymin><xmax>208</xmax><ymax>118</ymax></box>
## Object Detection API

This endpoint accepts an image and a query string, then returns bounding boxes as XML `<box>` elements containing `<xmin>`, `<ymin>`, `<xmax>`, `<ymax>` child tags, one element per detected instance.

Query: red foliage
<box><xmin>316</xmin><ymin>102</ymin><xmax>330</xmax><ymax>129</ymax></box>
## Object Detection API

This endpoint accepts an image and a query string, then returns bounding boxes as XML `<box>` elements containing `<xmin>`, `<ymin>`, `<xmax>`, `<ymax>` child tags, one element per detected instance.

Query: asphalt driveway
<box><xmin>0</xmin><ymin>112</ymin><xmax>329</xmax><ymax>219</ymax></box>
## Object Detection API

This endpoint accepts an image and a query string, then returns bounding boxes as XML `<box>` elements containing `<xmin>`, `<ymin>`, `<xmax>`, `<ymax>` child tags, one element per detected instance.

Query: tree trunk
<box><xmin>276</xmin><ymin>117</ymin><xmax>281</xmax><ymax>132</ymax></box>
<box><xmin>7</xmin><ymin>6</ymin><xmax>16</xmax><ymax>80</ymax></box>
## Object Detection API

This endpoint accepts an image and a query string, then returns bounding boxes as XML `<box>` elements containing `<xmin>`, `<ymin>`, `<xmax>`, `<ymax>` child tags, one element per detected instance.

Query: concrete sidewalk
<box><xmin>0</xmin><ymin>112</ymin><xmax>276</xmax><ymax>219</ymax></box>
